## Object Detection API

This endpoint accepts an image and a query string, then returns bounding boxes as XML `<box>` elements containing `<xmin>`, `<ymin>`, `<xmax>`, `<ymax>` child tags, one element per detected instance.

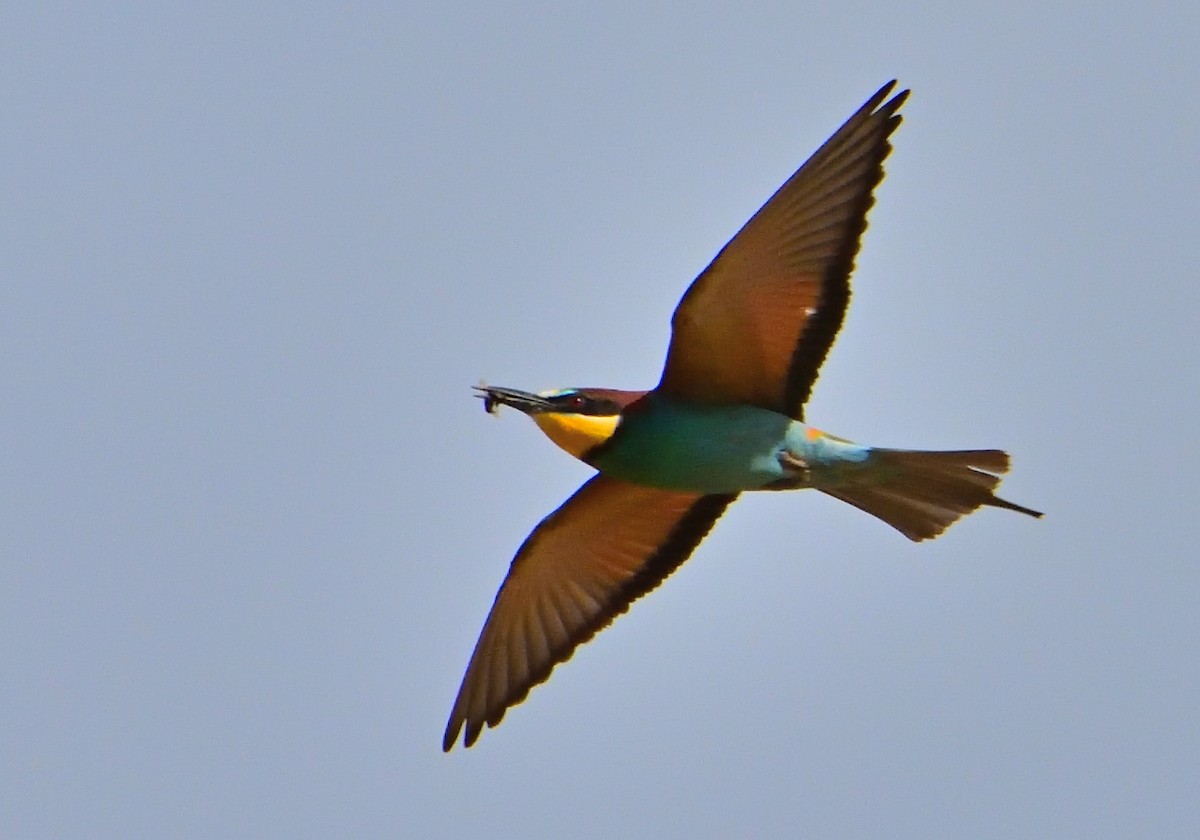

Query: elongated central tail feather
<box><xmin>820</xmin><ymin>448</ymin><xmax>1042</xmax><ymax>541</ymax></box>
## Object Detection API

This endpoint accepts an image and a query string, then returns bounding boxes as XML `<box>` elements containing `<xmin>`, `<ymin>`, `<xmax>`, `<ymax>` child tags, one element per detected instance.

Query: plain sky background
<box><xmin>4</xmin><ymin>3</ymin><xmax>1198</xmax><ymax>838</ymax></box>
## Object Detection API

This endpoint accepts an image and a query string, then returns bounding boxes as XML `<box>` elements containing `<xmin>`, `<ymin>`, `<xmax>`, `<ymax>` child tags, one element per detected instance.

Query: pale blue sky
<box><xmin>3</xmin><ymin>3</ymin><xmax>1198</xmax><ymax>838</ymax></box>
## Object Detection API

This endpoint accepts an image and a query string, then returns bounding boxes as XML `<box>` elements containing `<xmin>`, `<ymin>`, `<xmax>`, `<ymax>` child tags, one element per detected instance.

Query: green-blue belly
<box><xmin>587</xmin><ymin>394</ymin><xmax>872</xmax><ymax>493</ymax></box>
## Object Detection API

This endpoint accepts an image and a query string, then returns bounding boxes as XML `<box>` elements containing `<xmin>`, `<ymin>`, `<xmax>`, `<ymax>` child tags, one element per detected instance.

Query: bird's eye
<box><xmin>552</xmin><ymin>392</ymin><xmax>587</xmax><ymax>410</ymax></box>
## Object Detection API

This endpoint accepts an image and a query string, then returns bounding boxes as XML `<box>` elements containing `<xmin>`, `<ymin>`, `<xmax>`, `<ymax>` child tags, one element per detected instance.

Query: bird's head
<box><xmin>474</xmin><ymin>385</ymin><xmax>646</xmax><ymax>461</ymax></box>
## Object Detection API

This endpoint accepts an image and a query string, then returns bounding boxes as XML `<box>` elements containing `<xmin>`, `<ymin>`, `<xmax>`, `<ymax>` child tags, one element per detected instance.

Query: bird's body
<box><xmin>542</xmin><ymin>389</ymin><xmax>869</xmax><ymax>494</ymax></box>
<box><xmin>443</xmin><ymin>81</ymin><xmax>1042</xmax><ymax>751</ymax></box>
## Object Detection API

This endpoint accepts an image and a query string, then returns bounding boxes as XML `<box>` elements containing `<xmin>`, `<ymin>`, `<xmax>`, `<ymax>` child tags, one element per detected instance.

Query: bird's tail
<box><xmin>820</xmin><ymin>448</ymin><xmax>1042</xmax><ymax>542</ymax></box>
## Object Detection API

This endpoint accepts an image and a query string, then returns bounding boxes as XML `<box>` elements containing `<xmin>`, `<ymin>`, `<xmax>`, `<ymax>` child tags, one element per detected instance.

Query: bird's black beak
<box><xmin>473</xmin><ymin>385</ymin><xmax>555</xmax><ymax>416</ymax></box>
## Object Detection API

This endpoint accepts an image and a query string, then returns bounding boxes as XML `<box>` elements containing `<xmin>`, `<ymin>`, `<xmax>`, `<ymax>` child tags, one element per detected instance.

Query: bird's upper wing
<box><xmin>443</xmin><ymin>474</ymin><xmax>737</xmax><ymax>750</ymax></box>
<box><xmin>657</xmin><ymin>81</ymin><xmax>909</xmax><ymax>420</ymax></box>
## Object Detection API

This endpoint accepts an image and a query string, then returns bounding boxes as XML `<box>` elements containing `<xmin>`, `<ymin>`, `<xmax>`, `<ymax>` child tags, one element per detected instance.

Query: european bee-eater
<box><xmin>444</xmin><ymin>80</ymin><xmax>1041</xmax><ymax>751</ymax></box>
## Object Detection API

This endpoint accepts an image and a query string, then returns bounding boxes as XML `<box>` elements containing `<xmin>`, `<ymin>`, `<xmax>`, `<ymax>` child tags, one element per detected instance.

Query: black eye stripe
<box><xmin>547</xmin><ymin>393</ymin><xmax>619</xmax><ymax>416</ymax></box>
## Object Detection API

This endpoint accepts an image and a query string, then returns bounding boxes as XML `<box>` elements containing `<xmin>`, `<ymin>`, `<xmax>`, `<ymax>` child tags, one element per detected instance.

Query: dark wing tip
<box><xmin>442</xmin><ymin>710</ymin><xmax>494</xmax><ymax>751</ymax></box>
<box><xmin>863</xmin><ymin>79</ymin><xmax>910</xmax><ymax>118</ymax></box>
<box><xmin>442</xmin><ymin>723</ymin><xmax>460</xmax><ymax>752</ymax></box>
<box><xmin>872</xmin><ymin>79</ymin><xmax>899</xmax><ymax>102</ymax></box>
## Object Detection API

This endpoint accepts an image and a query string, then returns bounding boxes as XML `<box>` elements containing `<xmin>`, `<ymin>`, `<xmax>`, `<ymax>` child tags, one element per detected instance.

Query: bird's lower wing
<box><xmin>443</xmin><ymin>474</ymin><xmax>737</xmax><ymax>750</ymax></box>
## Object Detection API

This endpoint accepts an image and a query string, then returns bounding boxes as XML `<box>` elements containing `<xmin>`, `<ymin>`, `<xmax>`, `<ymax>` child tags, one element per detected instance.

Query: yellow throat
<box><xmin>532</xmin><ymin>411</ymin><xmax>620</xmax><ymax>461</ymax></box>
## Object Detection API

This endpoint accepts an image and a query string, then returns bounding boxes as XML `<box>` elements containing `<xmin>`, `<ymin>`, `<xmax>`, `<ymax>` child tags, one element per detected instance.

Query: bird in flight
<box><xmin>444</xmin><ymin>80</ymin><xmax>1041</xmax><ymax>751</ymax></box>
